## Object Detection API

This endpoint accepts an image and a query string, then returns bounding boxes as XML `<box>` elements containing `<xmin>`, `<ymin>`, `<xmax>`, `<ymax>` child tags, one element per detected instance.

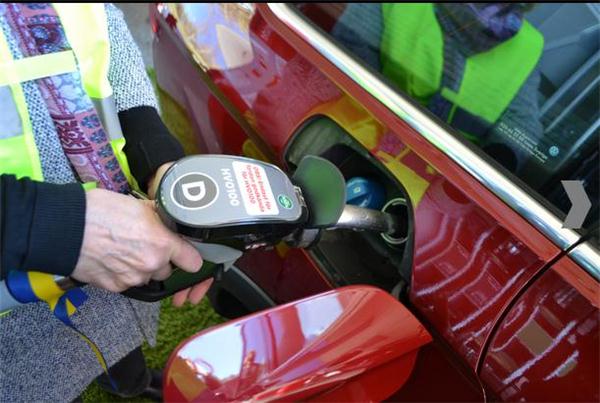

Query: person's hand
<box><xmin>148</xmin><ymin>161</ymin><xmax>214</xmax><ymax>307</ymax></box>
<box><xmin>71</xmin><ymin>188</ymin><xmax>203</xmax><ymax>292</ymax></box>
<box><xmin>172</xmin><ymin>278</ymin><xmax>214</xmax><ymax>307</ymax></box>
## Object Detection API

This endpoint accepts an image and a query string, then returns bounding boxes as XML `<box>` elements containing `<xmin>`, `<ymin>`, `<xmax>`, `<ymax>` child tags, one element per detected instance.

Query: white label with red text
<box><xmin>232</xmin><ymin>161</ymin><xmax>279</xmax><ymax>216</ymax></box>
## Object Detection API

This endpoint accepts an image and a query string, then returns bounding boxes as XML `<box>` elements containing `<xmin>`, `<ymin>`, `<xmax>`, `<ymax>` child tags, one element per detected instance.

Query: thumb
<box><xmin>170</xmin><ymin>236</ymin><xmax>203</xmax><ymax>273</ymax></box>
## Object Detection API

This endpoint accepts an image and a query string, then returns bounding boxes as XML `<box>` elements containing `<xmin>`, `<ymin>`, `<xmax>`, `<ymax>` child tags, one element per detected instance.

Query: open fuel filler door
<box><xmin>164</xmin><ymin>286</ymin><xmax>431</xmax><ymax>402</ymax></box>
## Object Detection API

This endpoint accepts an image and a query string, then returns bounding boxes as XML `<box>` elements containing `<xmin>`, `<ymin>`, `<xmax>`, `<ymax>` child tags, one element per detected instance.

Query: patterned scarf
<box><xmin>435</xmin><ymin>3</ymin><xmax>525</xmax><ymax>55</ymax></box>
<box><xmin>3</xmin><ymin>3</ymin><xmax>130</xmax><ymax>193</ymax></box>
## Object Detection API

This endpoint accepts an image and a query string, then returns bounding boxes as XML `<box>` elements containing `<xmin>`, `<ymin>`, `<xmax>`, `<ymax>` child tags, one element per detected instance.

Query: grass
<box><xmin>82</xmin><ymin>297</ymin><xmax>224</xmax><ymax>402</ymax></box>
<box><xmin>81</xmin><ymin>70</ymin><xmax>224</xmax><ymax>402</ymax></box>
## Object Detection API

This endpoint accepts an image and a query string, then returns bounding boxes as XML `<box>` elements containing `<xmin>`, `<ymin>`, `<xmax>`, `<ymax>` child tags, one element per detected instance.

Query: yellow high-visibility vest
<box><xmin>0</xmin><ymin>3</ymin><xmax>137</xmax><ymax>189</ymax></box>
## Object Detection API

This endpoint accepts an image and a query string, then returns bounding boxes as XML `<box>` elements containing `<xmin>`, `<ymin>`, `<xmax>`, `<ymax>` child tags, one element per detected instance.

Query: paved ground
<box><xmin>116</xmin><ymin>3</ymin><xmax>153</xmax><ymax>68</ymax></box>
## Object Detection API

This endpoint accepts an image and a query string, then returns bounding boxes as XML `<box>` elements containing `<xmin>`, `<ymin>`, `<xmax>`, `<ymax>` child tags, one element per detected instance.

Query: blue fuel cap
<box><xmin>345</xmin><ymin>177</ymin><xmax>386</xmax><ymax>210</ymax></box>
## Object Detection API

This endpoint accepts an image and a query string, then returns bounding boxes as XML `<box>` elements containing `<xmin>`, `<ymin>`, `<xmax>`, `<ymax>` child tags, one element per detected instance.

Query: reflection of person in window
<box><xmin>331</xmin><ymin>3</ymin><xmax>544</xmax><ymax>174</ymax></box>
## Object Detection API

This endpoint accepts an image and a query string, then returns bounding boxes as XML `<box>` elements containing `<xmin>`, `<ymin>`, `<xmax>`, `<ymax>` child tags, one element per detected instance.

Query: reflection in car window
<box><xmin>297</xmin><ymin>3</ymin><xmax>599</xmax><ymax>230</ymax></box>
<box><xmin>168</xmin><ymin>3</ymin><xmax>255</xmax><ymax>70</ymax></box>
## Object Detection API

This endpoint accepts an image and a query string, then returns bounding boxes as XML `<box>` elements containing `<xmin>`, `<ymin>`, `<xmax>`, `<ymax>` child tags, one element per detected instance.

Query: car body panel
<box><xmin>480</xmin><ymin>256</ymin><xmax>599</xmax><ymax>401</ymax></box>
<box><xmin>151</xmin><ymin>3</ymin><xmax>598</xmax><ymax>400</ymax></box>
<box><xmin>387</xmin><ymin>342</ymin><xmax>486</xmax><ymax>402</ymax></box>
<box><xmin>153</xmin><ymin>1</ymin><xmax>551</xmax><ymax>368</ymax></box>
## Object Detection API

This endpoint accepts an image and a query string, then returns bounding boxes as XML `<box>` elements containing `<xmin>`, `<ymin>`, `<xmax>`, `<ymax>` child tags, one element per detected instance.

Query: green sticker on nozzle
<box><xmin>278</xmin><ymin>194</ymin><xmax>293</xmax><ymax>209</ymax></box>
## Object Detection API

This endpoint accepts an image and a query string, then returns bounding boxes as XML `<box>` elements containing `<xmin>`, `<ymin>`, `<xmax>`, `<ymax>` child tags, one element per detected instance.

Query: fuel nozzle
<box><xmin>340</xmin><ymin>177</ymin><xmax>407</xmax><ymax>242</ymax></box>
<box><xmin>334</xmin><ymin>205</ymin><xmax>400</xmax><ymax>235</ymax></box>
<box><xmin>288</xmin><ymin>156</ymin><xmax>408</xmax><ymax>248</ymax></box>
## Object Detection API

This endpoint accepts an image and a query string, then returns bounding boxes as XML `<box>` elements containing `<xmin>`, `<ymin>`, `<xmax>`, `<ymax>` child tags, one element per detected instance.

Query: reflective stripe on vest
<box><xmin>380</xmin><ymin>3</ymin><xmax>544</xmax><ymax>129</ymax></box>
<box><xmin>53</xmin><ymin>3</ymin><xmax>111</xmax><ymax>98</ymax></box>
<box><xmin>0</xmin><ymin>32</ymin><xmax>43</xmax><ymax>181</ymax></box>
<box><xmin>54</xmin><ymin>4</ymin><xmax>127</xmax><ymax>142</ymax></box>
<box><xmin>0</xmin><ymin>4</ymin><xmax>138</xmax><ymax>190</ymax></box>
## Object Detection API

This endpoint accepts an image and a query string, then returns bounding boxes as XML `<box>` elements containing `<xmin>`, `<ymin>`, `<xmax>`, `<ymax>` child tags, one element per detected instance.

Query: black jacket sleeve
<box><xmin>0</xmin><ymin>175</ymin><xmax>86</xmax><ymax>280</ymax></box>
<box><xmin>0</xmin><ymin>107</ymin><xmax>183</xmax><ymax>279</ymax></box>
<box><xmin>119</xmin><ymin>106</ymin><xmax>185</xmax><ymax>192</ymax></box>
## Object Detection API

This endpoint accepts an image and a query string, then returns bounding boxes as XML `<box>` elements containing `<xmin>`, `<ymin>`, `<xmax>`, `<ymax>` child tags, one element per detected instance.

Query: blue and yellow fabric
<box><xmin>5</xmin><ymin>271</ymin><xmax>116</xmax><ymax>388</ymax></box>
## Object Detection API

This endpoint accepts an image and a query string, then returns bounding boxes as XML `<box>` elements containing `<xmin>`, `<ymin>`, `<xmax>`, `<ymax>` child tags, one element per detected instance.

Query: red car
<box><xmin>150</xmin><ymin>3</ymin><xmax>599</xmax><ymax>401</ymax></box>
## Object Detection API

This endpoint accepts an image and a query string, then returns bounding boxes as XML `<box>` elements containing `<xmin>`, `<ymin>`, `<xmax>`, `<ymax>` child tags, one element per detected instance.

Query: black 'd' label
<box><xmin>171</xmin><ymin>172</ymin><xmax>219</xmax><ymax>210</ymax></box>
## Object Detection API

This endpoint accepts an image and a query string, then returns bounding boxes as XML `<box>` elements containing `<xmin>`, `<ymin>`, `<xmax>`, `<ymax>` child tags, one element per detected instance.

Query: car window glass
<box><xmin>296</xmin><ymin>3</ymin><xmax>599</xmax><ymax>232</ymax></box>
